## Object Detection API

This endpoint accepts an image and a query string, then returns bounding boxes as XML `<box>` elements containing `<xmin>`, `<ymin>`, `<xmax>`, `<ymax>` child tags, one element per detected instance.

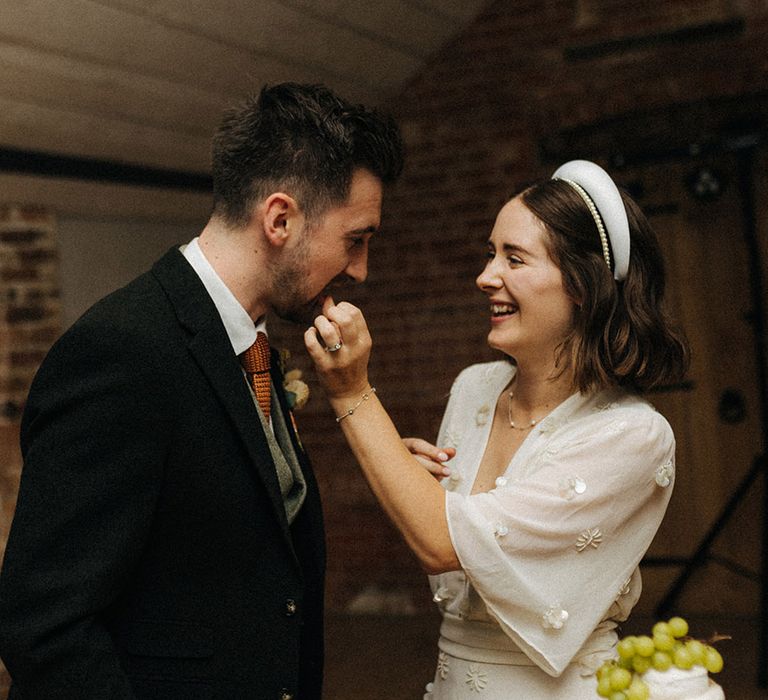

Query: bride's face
<box><xmin>476</xmin><ymin>197</ymin><xmax>576</xmax><ymax>361</ymax></box>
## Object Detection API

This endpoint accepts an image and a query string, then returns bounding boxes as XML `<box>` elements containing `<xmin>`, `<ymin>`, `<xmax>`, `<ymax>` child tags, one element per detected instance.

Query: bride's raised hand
<box><xmin>304</xmin><ymin>296</ymin><xmax>372</xmax><ymax>400</ymax></box>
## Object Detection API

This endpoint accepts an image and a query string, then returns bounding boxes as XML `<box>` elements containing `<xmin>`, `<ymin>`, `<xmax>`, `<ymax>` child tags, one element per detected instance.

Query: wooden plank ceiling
<box><xmin>0</xmin><ymin>0</ymin><xmax>488</xmax><ymax>173</ymax></box>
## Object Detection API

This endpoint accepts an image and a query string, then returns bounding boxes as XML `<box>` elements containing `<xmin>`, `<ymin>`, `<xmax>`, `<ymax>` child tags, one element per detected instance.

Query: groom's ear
<box><xmin>261</xmin><ymin>192</ymin><xmax>304</xmax><ymax>248</ymax></box>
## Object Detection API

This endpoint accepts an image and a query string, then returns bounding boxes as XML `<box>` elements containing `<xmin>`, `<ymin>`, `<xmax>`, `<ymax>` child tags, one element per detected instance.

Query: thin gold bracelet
<box><xmin>335</xmin><ymin>387</ymin><xmax>377</xmax><ymax>423</ymax></box>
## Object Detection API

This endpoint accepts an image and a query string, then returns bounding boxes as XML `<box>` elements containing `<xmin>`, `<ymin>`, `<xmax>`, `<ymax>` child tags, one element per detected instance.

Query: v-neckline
<box><xmin>463</xmin><ymin>363</ymin><xmax>583</xmax><ymax>495</ymax></box>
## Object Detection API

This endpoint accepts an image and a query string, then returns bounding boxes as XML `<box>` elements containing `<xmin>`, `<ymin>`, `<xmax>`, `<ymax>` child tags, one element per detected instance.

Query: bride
<box><xmin>305</xmin><ymin>160</ymin><xmax>689</xmax><ymax>698</ymax></box>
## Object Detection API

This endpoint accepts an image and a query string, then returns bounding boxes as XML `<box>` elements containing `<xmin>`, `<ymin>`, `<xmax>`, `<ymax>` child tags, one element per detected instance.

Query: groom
<box><xmin>0</xmin><ymin>83</ymin><xmax>403</xmax><ymax>699</ymax></box>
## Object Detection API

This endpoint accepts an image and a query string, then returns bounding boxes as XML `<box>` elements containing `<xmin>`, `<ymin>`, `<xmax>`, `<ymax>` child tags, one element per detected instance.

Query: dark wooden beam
<box><xmin>0</xmin><ymin>146</ymin><xmax>212</xmax><ymax>192</ymax></box>
<box><xmin>565</xmin><ymin>18</ymin><xmax>745</xmax><ymax>61</ymax></box>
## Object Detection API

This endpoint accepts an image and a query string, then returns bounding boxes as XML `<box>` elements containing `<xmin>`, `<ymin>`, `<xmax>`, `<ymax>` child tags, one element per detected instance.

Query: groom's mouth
<box><xmin>304</xmin><ymin>293</ymin><xmax>329</xmax><ymax>320</ymax></box>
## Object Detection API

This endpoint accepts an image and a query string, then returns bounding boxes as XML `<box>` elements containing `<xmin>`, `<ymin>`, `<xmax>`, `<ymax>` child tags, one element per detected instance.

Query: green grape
<box><xmin>673</xmin><ymin>645</ymin><xmax>695</xmax><ymax>670</ymax></box>
<box><xmin>610</xmin><ymin>693</ymin><xmax>628</xmax><ymax>700</ymax></box>
<box><xmin>597</xmin><ymin>674</ymin><xmax>614</xmax><ymax>697</ymax></box>
<box><xmin>685</xmin><ymin>639</ymin><xmax>706</xmax><ymax>665</ymax></box>
<box><xmin>634</xmin><ymin>635</ymin><xmax>655</xmax><ymax>657</ymax></box>
<box><xmin>704</xmin><ymin>646</ymin><xmax>724</xmax><ymax>674</ymax></box>
<box><xmin>617</xmin><ymin>637</ymin><xmax>637</xmax><ymax>660</ymax></box>
<box><xmin>609</xmin><ymin>667</ymin><xmax>633</xmax><ymax>691</ymax></box>
<box><xmin>597</xmin><ymin>663</ymin><xmax>613</xmax><ymax>681</ymax></box>
<box><xmin>626</xmin><ymin>678</ymin><xmax>650</xmax><ymax>700</ymax></box>
<box><xmin>653</xmin><ymin>632</ymin><xmax>675</xmax><ymax>651</ymax></box>
<box><xmin>618</xmin><ymin>655</ymin><xmax>635</xmax><ymax>670</ymax></box>
<box><xmin>652</xmin><ymin>621</ymin><xmax>671</xmax><ymax>637</ymax></box>
<box><xmin>652</xmin><ymin>650</ymin><xmax>673</xmax><ymax>671</ymax></box>
<box><xmin>668</xmin><ymin>616</ymin><xmax>689</xmax><ymax>638</ymax></box>
<box><xmin>632</xmin><ymin>655</ymin><xmax>652</xmax><ymax>674</ymax></box>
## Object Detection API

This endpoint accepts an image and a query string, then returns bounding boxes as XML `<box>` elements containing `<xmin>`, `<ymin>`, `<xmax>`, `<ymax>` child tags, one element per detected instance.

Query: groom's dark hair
<box><xmin>211</xmin><ymin>82</ymin><xmax>404</xmax><ymax>227</ymax></box>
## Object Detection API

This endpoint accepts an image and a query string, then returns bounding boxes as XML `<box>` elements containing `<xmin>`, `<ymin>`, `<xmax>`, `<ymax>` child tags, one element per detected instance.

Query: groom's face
<box><xmin>271</xmin><ymin>168</ymin><xmax>382</xmax><ymax>324</ymax></box>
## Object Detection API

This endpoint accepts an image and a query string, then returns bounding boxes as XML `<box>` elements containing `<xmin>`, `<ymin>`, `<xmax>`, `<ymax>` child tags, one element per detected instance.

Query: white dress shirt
<box><xmin>181</xmin><ymin>237</ymin><xmax>266</xmax><ymax>355</ymax></box>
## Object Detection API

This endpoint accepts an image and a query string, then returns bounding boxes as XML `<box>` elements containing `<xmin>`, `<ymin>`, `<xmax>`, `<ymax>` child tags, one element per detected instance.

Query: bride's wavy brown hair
<box><xmin>521</xmin><ymin>178</ymin><xmax>690</xmax><ymax>394</ymax></box>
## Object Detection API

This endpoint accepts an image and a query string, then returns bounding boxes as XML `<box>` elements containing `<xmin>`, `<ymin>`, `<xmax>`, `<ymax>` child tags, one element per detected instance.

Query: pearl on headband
<box><xmin>551</xmin><ymin>160</ymin><xmax>631</xmax><ymax>281</ymax></box>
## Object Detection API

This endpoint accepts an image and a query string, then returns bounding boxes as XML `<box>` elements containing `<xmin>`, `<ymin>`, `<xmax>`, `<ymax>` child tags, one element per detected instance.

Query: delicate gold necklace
<box><xmin>507</xmin><ymin>391</ymin><xmax>543</xmax><ymax>431</ymax></box>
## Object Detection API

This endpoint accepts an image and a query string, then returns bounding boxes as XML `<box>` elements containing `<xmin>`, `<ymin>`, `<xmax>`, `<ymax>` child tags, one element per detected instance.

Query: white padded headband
<box><xmin>552</xmin><ymin>160</ymin><xmax>631</xmax><ymax>281</ymax></box>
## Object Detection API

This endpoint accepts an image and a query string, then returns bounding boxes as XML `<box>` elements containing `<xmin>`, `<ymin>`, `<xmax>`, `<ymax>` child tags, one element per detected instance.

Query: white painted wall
<box><xmin>57</xmin><ymin>216</ymin><xmax>203</xmax><ymax>329</ymax></box>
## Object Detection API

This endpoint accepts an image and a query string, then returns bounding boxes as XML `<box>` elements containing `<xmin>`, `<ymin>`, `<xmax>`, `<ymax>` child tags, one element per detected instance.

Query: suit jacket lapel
<box><xmin>151</xmin><ymin>248</ymin><xmax>293</xmax><ymax>545</ymax></box>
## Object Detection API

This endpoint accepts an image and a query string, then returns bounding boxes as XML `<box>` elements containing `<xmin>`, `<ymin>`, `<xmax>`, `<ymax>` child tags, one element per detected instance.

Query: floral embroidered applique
<box><xmin>433</xmin><ymin>586</ymin><xmax>454</xmax><ymax>604</ymax></box>
<box><xmin>447</xmin><ymin>469</ymin><xmax>463</xmax><ymax>490</ymax></box>
<box><xmin>437</xmin><ymin>651</ymin><xmax>450</xmax><ymax>680</ymax></box>
<box><xmin>493</xmin><ymin>523</ymin><xmax>509</xmax><ymax>538</ymax></box>
<box><xmin>541</xmin><ymin>604</ymin><xmax>569</xmax><ymax>630</ymax></box>
<box><xmin>655</xmin><ymin>460</ymin><xmax>674</xmax><ymax>487</ymax></box>
<box><xmin>465</xmin><ymin>664</ymin><xmax>488</xmax><ymax>692</ymax></box>
<box><xmin>576</xmin><ymin>527</ymin><xmax>603</xmax><ymax>552</ymax></box>
<box><xmin>559</xmin><ymin>476</ymin><xmax>587</xmax><ymax>500</ymax></box>
<box><xmin>475</xmin><ymin>405</ymin><xmax>491</xmax><ymax>426</ymax></box>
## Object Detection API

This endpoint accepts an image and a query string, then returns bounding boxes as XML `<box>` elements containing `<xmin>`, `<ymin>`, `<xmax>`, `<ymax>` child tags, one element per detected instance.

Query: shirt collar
<box><xmin>181</xmin><ymin>237</ymin><xmax>265</xmax><ymax>356</ymax></box>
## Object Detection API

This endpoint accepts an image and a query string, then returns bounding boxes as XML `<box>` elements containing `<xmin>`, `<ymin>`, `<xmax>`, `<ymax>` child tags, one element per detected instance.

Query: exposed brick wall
<box><xmin>0</xmin><ymin>206</ymin><xmax>60</xmax><ymax>425</ymax></box>
<box><xmin>270</xmin><ymin>0</ymin><xmax>768</xmax><ymax>614</ymax></box>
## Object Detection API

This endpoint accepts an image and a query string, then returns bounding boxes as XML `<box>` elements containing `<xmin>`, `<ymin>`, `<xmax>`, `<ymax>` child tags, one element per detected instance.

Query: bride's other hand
<box><xmin>402</xmin><ymin>438</ymin><xmax>455</xmax><ymax>480</ymax></box>
<box><xmin>304</xmin><ymin>296</ymin><xmax>372</xmax><ymax>400</ymax></box>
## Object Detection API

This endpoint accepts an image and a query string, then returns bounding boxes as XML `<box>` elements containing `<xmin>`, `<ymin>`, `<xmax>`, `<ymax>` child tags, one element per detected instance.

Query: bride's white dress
<box><xmin>423</xmin><ymin>361</ymin><xmax>676</xmax><ymax>698</ymax></box>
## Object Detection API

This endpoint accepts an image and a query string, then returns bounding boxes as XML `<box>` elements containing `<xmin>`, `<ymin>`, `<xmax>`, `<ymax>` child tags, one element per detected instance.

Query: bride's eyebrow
<box><xmin>348</xmin><ymin>225</ymin><xmax>378</xmax><ymax>235</ymax></box>
<box><xmin>500</xmin><ymin>242</ymin><xmax>531</xmax><ymax>255</ymax></box>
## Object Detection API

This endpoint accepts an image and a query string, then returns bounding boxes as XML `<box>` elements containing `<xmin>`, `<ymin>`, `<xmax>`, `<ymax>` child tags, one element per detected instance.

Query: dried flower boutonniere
<box><xmin>284</xmin><ymin>368</ymin><xmax>310</xmax><ymax>411</ymax></box>
<box><xmin>279</xmin><ymin>349</ymin><xmax>310</xmax><ymax>411</ymax></box>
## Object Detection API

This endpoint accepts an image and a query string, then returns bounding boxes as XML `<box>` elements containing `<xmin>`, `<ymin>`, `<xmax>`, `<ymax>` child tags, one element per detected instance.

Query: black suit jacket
<box><xmin>0</xmin><ymin>248</ymin><xmax>326</xmax><ymax>699</ymax></box>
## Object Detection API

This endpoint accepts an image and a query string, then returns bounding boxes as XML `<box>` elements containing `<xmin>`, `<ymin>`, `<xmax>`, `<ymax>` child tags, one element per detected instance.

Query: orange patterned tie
<box><xmin>240</xmin><ymin>331</ymin><xmax>271</xmax><ymax>421</ymax></box>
